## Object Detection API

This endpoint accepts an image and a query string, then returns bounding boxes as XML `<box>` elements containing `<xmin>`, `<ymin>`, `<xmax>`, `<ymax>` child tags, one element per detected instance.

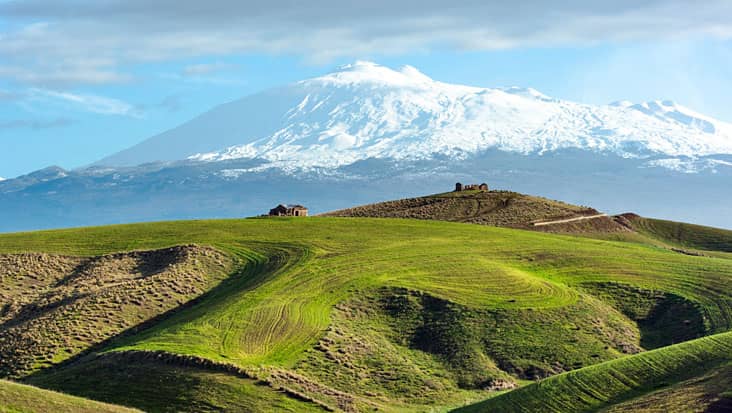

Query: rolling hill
<box><xmin>0</xmin><ymin>213</ymin><xmax>730</xmax><ymax>412</ymax></box>
<box><xmin>322</xmin><ymin>189</ymin><xmax>630</xmax><ymax>233</ymax></box>
<box><xmin>323</xmin><ymin>190</ymin><xmax>732</xmax><ymax>258</ymax></box>
<box><xmin>454</xmin><ymin>331</ymin><xmax>732</xmax><ymax>413</ymax></box>
<box><xmin>621</xmin><ymin>213</ymin><xmax>732</xmax><ymax>253</ymax></box>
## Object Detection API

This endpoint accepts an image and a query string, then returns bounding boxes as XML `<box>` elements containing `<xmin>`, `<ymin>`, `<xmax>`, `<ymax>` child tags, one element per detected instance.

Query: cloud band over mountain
<box><xmin>0</xmin><ymin>0</ymin><xmax>730</xmax><ymax>85</ymax></box>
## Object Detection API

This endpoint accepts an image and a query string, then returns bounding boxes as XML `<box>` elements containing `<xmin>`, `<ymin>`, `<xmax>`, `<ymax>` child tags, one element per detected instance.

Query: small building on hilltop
<box><xmin>455</xmin><ymin>182</ymin><xmax>489</xmax><ymax>192</ymax></box>
<box><xmin>269</xmin><ymin>204</ymin><xmax>309</xmax><ymax>217</ymax></box>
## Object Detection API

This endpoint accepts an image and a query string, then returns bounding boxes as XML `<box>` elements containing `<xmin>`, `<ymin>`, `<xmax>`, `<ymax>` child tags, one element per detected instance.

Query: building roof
<box><xmin>274</xmin><ymin>204</ymin><xmax>307</xmax><ymax>209</ymax></box>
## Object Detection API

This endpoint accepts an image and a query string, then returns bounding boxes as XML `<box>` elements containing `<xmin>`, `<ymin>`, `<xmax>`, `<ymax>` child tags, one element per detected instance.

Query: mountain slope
<box><xmin>2</xmin><ymin>217</ymin><xmax>731</xmax><ymax>411</ymax></box>
<box><xmin>98</xmin><ymin>61</ymin><xmax>732</xmax><ymax>171</ymax></box>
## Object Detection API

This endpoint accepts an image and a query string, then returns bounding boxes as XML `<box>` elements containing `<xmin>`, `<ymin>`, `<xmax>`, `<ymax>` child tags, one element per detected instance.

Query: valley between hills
<box><xmin>1</xmin><ymin>189</ymin><xmax>731</xmax><ymax>412</ymax></box>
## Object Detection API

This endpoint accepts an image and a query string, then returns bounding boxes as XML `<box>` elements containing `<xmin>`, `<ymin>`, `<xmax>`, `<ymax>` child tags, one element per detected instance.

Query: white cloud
<box><xmin>28</xmin><ymin>89</ymin><xmax>138</xmax><ymax>116</ymax></box>
<box><xmin>0</xmin><ymin>1</ymin><xmax>730</xmax><ymax>85</ymax></box>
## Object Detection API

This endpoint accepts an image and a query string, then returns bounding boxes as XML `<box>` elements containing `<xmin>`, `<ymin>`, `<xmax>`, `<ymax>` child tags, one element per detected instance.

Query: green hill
<box><xmin>602</xmin><ymin>361</ymin><xmax>732</xmax><ymax>413</ymax></box>
<box><xmin>323</xmin><ymin>191</ymin><xmax>732</xmax><ymax>256</ymax></box>
<box><xmin>620</xmin><ymin>213</ymin><xmax>732</xmax><ymax>253</ymax></box>
<box><xmin>0</xmin><ymin>379</ymin><xmax>139</xmax><ymax>413</ymax></box>
<box><xmin>0</xmin><ymin>216</ymin><xmax>731</xmax><ymax>411</ymax></box>
<box><xmin>453</xmin><ymin>331</ymin><xmax>732</xmax><ymax>413</ymax></box>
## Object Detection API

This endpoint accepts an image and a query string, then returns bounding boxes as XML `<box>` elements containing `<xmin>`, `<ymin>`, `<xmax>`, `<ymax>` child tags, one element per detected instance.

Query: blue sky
<box><xmin>1</xmin><ymin>0</ymin><xmax>731</xmax><ymax>178</ymax></box>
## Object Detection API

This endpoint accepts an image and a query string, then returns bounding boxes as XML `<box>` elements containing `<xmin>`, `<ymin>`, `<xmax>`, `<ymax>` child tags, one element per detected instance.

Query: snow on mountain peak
<box><xmin>500</xmin><ymin>86</ymin><xmax>553</xmax><ymax>102</ymax></box>
<box><xmin>609</xmin><ymin>100</ymin><xmax>633</xmax><ymax>108</ymax></box>
<box><xmin>101</xmin><ymin>62</ymin><xmax>732</xmax><ymax>172</ymax></box>
<box><xmin>398</xmin><ymin>64</ymin><xmax>433</xmax><ymax>82</ymax></box>
<box><xmin>306</xmin><ymin>60</ymin><xmax>438</xmax><ymax>88</ymax></box>
<box><xmin>628</xmin><ymin>100</ymin><xmax>722</xmax><ymax>134</ymax></box>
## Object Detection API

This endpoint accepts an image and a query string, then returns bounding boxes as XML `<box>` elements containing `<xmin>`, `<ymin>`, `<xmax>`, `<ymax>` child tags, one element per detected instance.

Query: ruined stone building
<box><xmin>455</xmin><ymin>182</ymin><xmax>489</xmax><ymax>192</ymax></box>
<box><xmin>269</xmin><ymin>204</ymin><xmax>309</xmax><ymax>217</ymax></box>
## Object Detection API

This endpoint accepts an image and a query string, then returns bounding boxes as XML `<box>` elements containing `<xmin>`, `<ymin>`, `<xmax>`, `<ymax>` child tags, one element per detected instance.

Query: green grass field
<box><xmin>624</xmin><ymin>214</ymin><xmax>732</xmax><ymax>253</ymax></box>
<box><xmin>0</xmin><ymin>379</ymin><xmax>140</xmax><ymax>413</ymax></box>
<box><xmin>603</xmin><ymin>361</ymin><xmax>732</xmax><ymax>413</ymax></box>
<box><xmin>1</xmin><ymin>216</ymin><xmax>731</xmax><ymax>411</ymax></box>
<box><xmin>454</xmin><ymin>331</ymin><xmax>732</xmax><ymax>413</ymax></box>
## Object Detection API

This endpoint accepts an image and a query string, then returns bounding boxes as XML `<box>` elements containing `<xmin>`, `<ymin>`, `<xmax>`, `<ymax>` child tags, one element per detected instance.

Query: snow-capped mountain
<box><xmin>100</xmin><ymin>61</ymin><xmax>732</xmax><ymax>171</ymax></box>
<box><xmin>2</xmin><ymin>61</ymin><xmax>732</xmax><ymax>232</ymax></box>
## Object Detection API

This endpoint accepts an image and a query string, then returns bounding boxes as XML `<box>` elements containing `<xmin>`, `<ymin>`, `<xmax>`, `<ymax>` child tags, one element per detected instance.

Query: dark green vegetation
<box><xmin>455</xmin><ymin>331</ymin><xmax>732</xmax><ymax>413</ymax></box>
<box><xmin>0</xmin><ymin>212</ymin><xmax>730</xmax><ymax>411</ymax></box>
<box><xmin>0</xmin><ymin>379</ymin><xmax>140</xmax><ymax>413</ymax></box>
<box><xmin>580</xmin><ymin>282</ymin><xmax>708</xmax><ymax>349</ymax></box>
<box><xmin>29</xmin><ymin>353</ymin><xmax>322</xmax><ymax>413</ymax></box>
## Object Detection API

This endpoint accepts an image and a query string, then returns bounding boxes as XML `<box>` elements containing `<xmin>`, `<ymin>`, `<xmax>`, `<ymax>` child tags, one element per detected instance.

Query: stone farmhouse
<box><xmin>455</xmin><ymin>182</ymin><xmax>489</xmax><ymax>192</ymax></box>
<box><xmin>269</xmin><ymin>204</ymin><xmax>309</xmax><ymax>217</ymax></box>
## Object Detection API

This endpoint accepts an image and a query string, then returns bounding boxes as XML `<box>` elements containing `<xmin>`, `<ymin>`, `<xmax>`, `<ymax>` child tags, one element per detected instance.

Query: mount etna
<box><xmin>2</xmin><ymin>61</ymin><xmax>731</xmax><ymax>232</ymax></box>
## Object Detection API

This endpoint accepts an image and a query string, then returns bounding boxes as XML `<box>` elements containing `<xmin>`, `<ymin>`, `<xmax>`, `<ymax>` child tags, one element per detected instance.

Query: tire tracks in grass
<box><xmin>107</xmin><ymin>242</ymin><xmax>312</xmax><ymax>364</ymax></box>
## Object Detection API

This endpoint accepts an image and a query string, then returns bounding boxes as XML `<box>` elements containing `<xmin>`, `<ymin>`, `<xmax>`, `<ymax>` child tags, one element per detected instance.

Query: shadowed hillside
<box><xmin>0</xmin><ymin>379</ymin><xmax>140</xmax><ymax>413</ymax></box>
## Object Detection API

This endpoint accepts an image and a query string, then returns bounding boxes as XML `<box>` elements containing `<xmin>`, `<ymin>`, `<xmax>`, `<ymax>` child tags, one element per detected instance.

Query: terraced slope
<box><xmin>323</xmin><ymin>190</ymin><xmax>630</xmax><ymax>233</ymax></box>
<box><xmin>454</xmin><ymin>331</ymin><xmax>732</xmax><ymax>413</ymax></box>
<box><xmin>0</xmin><ymin>218</ymin><xmax>730</xmax><ymax>411</ymax></box>
<box><xmin>0</xmin><ymin>379</ymin><xmax>140</xmax><ymax>413</ymax></box>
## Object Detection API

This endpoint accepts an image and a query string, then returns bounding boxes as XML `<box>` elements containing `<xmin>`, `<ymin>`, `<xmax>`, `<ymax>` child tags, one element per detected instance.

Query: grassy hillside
<box><xmin>454</xmin><ymin>331</ymin><xmax>732</xmax><ymax>413</ymax></box>
<box><xmin>603</xmin><ymin>361</ymin><xmax>732</xmax><ymax>413</ymax></box>
<box><xmin>25</xmin><ymin>353</ymin><xmax>324</xmax><ymax>413</ymax></box>
<box><xmin>0</xmin><ymin>379</ymin><xmax>140</xmax><ymax>413</ymax></box>
<box><xmin>622</xmin><ymin>214</ymin><xmax>732</xmax><ymax>253</ymax></box>
<box><xmin>0</xmin><ymin>217</ymin><xmax>731</xmax><ymax>411</ymax></box>
<box><xmin>322</xmin><ymin>190</ymin><xmax>630</xmax><ymax>233</ymax></box>
<box><xmin>0</xmin><ymin>246</ymin><xmax>232</xmax><ymax>378</ymax></box>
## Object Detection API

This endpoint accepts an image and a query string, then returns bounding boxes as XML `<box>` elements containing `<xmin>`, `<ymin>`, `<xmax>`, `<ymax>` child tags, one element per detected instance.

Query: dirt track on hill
<box><xmin>532</xmin><ymin>214</ymin><xmax>609</xmax><ymax>227</ymax></box>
